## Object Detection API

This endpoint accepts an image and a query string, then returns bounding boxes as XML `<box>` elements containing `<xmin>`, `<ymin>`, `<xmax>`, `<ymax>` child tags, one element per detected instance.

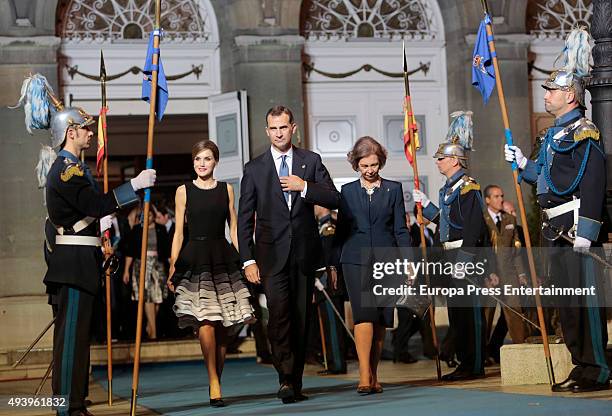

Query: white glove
<box><xmin>504</xmin><ymin>144</ymin><xmax>528</xmax><ymax>170</ymax></box>
<box><xmin>573</xmin><ymin>236</ymin><xmax>591</xmax><ymax>252</ymax></box>
<box><xmin>412</xmin><ymin>189</ymin><xmax>430</xmax><ymax>208</ymax></box>
<box><xmin>100</xmin><ymin>215</ymin><xmax>113</xmax><ymax>233</ymax></box>
<box><xmin>130</xmin><ymin>169</ymin><xmax>156</xmax><ymax>191</ymax></box>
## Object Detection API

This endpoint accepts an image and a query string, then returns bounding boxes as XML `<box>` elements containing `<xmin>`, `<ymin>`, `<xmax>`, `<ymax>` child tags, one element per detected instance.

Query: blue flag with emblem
<box><xmin>471</xmin><ymin>14</ymin><xmax>496</xmax><ymax>104</ymax></box>
<box><xmin>142</xmin><ymin>30</ymin><xmax>168</xmax><ymax>121</ymax></box>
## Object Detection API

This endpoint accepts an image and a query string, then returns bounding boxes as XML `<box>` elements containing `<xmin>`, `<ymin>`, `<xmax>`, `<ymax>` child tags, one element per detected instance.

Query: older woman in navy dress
<box><xmin>335</xmin><ymin>136</ymin><xmax>412</xmax><ymax>394</ymax></box>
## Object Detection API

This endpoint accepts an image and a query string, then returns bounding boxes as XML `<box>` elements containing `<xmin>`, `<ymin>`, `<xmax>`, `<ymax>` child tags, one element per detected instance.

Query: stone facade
<box><xmin>0</xmin><ymin>0</ymin><xmax>543</xmax><ymax>351</ymax></box>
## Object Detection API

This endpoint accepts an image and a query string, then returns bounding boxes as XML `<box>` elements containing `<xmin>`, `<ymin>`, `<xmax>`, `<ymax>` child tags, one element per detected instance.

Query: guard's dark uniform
<box><xmin>315</xmin><ymin>213</ymin><xmax>347</xmax><ymax>374</ymax></box>
<box><xmin>519</xmin><ymin>108</ymin><xmax>610</xmax><ymax>386</ymax></box>
<box><xmin>45</xmin><ymin>149</ymin><xmax>138</xmax><ymax>415</ymax></box>
<box><xmin>423</xmin><ymin>169</ymin><xmax>488</xmax><ymax>378</ymax></box>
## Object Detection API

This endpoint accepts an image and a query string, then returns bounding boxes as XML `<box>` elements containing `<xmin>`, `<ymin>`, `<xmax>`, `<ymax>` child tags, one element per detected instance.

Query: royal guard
<box><xmin>413</xmin><ymin>111</ymin><xmax>489</xmax><ymax>381</ymax></box>
<box><xmin>505</xmin><ymin>27</ymin><xmax>610</xmax><ymax>393</ymax></box>
<box><xmin>12</xmin><ymin>74</ymin><xmax>156</xmax><ymax>415</ymax></box>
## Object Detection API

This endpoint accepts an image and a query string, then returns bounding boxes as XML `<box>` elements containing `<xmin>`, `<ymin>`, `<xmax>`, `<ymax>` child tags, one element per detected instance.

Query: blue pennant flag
<box><xmin>142</xmin><ymin>30</ymin><xmax>168</xmax><ymax>121</ymax></box>
<box><xmin>471</xmin><ymin>14</ymin><xmax>496</xmax><ymax>104</ymax></box>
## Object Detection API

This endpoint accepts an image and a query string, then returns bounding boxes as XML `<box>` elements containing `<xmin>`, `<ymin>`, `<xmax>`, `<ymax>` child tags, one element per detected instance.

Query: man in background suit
<box><xmin>483</xmin><ymin>185</ymin><xmax>527</xmax><ymax>364</ymax></box>
<box><xmin>238</xmin><ymin>106</ymin><xmax>340</xmax><ymax>403</ymax></box>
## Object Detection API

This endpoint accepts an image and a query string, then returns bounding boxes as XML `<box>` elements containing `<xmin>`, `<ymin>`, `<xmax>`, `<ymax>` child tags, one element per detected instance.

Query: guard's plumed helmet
<box><xmin>433</xmin><ymin>111</ymin><xmax>474</xmax><ymax>169</ymax></box>
<box><xmin>10</xmin><ymin>74</ymin><xmax>95</xmax><ymax>188</ymax></box>
<box><xmin>11</xmin><ymin>74</ymin><xmax>95</xmax><ymax>149</ymax></box>
<box><xmin>542</xmin><ymin>27</ymin><xmax>592</xmax><ymax>108</ymax></box>
<box><xmin>49</xmin><ymin>106</ymin><xmax>96</xmax><ymax>149</ymax></box>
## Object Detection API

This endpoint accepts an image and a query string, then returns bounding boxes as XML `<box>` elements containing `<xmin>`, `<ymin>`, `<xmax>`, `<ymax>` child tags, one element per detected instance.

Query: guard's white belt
<box><xmin>56</xmin><ymin>235</ymin><xmax>101</xmax><ymax>247</ymax></box>
<box><xmin>543</xmin><ymin>199</ymin><xmax>580</xmax><ymax>220</ymax></box>
<box><xmin>442</xmin><ymin>240</ymin><xmax>463</xmax><ymax>250</ymax></box>
<box><xmin>55</xmin><ymin>216</ymin><xmax>96</xmax><ymax>235</ymax></box>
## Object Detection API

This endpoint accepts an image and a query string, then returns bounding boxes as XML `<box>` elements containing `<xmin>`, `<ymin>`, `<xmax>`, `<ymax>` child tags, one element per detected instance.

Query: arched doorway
<box><xmin>300</xmin><ymin>0</ymin><xmax>448</xmax><ymax>213</ymax></box>
<box><xmin>55</xmin><ymin>0</ymin><xmax>222</xmax><ymax>192</ymax></box>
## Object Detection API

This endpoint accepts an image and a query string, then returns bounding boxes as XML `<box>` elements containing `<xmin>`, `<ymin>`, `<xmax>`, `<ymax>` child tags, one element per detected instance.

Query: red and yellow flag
<box><xmin>403</xmin><ymin>96</ymin><xmax>420</xmax><ymax>166</ymax></box>
<box><xmin>96</xmin><ymin>106</ymin><xmax>108</xmax><ymax>176</ymax></box>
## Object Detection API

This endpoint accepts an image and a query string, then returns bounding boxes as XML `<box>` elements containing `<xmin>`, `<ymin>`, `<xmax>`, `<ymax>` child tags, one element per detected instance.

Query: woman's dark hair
<box><xmin>347</xmin><ymin>136</ymin><xmax>388</xmax><ymax>171</ymax></box>
<box><xmin>191</xmin><ymin>139</ymin><xmax>219</xmax><ymax>162</ymax></box>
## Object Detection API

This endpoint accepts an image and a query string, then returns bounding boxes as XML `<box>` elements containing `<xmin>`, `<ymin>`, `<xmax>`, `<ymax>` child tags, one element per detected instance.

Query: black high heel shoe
<box><xmin>209</xmin><ymin>386</ymin><xmax>226</xmax><ymax>407</ymax></box>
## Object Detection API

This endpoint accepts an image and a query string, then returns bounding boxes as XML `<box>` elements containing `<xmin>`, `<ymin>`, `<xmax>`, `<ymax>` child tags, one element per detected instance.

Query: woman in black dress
<box><xmin>168</xmin><ymin>140</ymin><xmax>254</xmax><ymax>407</ymax></box>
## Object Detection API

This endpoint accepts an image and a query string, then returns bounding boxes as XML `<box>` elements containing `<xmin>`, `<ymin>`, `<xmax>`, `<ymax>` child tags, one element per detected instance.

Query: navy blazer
<box><xmin>238</xmin><ymin>146</ymin><xmax>340</xmax><ymax>276</ymax></box>
<box><xmin>335</xmin><ymin>179</ymin><xmax>412</xmax><ymax>265</ymax></box>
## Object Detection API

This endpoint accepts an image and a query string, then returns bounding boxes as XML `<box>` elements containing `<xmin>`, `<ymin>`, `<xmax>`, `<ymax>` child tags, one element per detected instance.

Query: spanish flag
<box><xmin>96</xmin><ymin>106</ymin><xmax>107</xmax><ymax>176</ymax></box>
<box><xmin>403</xmin><ymin>96</ymin><xmax>420</xmax><ymax>166</ymax></box>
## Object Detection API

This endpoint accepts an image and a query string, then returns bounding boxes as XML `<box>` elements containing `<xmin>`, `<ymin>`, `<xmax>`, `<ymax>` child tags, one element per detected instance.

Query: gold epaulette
<box><xmin>60</xmin><ymin>162</ymin><xmax>84</xmax><ymax>182</ymax></box>
<box><xmin>460</xmin><ymin>175</ymin><xmax>480</xmax><ymax>195</ymax></box>
<box><xmin>573</xmin><ymin>118</ymin><xmax>600</xmax><ymax>142</ymax></box>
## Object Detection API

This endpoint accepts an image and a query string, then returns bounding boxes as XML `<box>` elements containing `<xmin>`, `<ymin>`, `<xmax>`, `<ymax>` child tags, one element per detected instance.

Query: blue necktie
<box><xmin>279</xmin><ymin>155</ymin><xmax>289</xmax><ymax>204</ymax></box>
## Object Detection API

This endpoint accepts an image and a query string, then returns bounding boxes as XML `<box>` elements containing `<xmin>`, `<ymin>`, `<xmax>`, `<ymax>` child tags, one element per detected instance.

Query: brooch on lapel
<box><xmin>301</xmin><ymin>164</ymin><xmax>306</xmax><ymax>169</ymax></box>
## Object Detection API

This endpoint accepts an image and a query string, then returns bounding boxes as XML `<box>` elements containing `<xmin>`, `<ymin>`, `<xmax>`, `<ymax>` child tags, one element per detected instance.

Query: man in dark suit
<box><xmin>238</xmin><ymin>106</ymin><xmax>340</xmax><ymax>403</ymax></box>
<box><xmin>482</xmin><ymin>185</ymin><xmax>527</xmax><ymax>364</ymax></box>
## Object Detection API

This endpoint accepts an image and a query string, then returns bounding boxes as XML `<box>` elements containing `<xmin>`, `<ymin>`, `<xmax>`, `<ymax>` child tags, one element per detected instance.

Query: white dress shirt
<box><xmin>270</xmin><ymin>146</ymin><xmax>308</xmax><ymax>210</ymax></box>
<box><xmin>487</xmin><ymin>207</ymin><xmax>502</xmax><ymax>228</ymax></box>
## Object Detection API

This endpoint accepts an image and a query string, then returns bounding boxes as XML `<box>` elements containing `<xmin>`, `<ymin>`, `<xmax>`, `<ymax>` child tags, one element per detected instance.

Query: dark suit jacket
<box><xmin>238</xmin><ymin>146</ymin><xmax>340</xmax><ymax>277</ymax></box>
<box><xmin>484</xmin><ymin>211</ymin><xmax>525</xmax><ymax>283</ymax></box>
<box><xmin>335</xmin><ymin>179</ymin><xmax>412</xmax><ymax>265</ymax></box>
<box><xmin>44</xmin><ymin>154</ymin><xmax>138</xmax><ymax>295</ymax></box>
<box><xmin>409</xmin><ymin>223</ymin><xmax>434</xmax><ymax>248</ymax></box>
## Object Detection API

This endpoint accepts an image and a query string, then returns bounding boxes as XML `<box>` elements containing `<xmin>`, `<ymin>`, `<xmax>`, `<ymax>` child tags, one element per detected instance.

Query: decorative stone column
<box><xmin>586</xmin><ymin>0</ymin><xmax>612</xmax><ymax>197</ymax></box>
<box><xmin>440</xmin><ymin>0</ymin><xmax>532</xmax><ymax>212</ymax></box>
<box><xmin>211</xmin><ymin>0</ymin><xmax>305</xmax><ymax>159</ymax></box>
<box><xmin>0</xmin><ymin>0</ymin><xmax>60</xmax><ymax>351</ymax></box>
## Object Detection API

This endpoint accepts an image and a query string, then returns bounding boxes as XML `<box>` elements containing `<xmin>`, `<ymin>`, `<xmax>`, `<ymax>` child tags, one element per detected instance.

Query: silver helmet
<box><xmin>434</xmin><ymin>142</ymin><xmax>468</xmax><ymax>161</ymax></box>
<box><xmin>542</xmin><ymin>27</ymin><xmax>592</xmax><ymax>108</ymax></box>
<box><xmin>49</xmin><ymin>106</ymin><xmax>95</xmax><ymax>149</ymax></box>
<box><xmin>433</xmin><ymin>111</ymin><xmax>473</xmax><ymax>168</ymax></box>
<box><xmin>542</xmin><ymin>69</ymin><xmax>587</xmax><ymax>108</ymax></box>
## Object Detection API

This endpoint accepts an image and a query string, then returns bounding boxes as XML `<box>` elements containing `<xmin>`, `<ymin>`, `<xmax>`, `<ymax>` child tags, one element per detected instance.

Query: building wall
<box><xmin>0</xmin><ymin>0</ymin><xmax>536</xmax><ymax>351</ymax></box>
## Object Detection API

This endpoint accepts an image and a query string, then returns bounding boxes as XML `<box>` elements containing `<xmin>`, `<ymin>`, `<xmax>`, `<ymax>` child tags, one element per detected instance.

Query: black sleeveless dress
<box><xmin>172</xmin><ymin>181</ymin><xmax>254</xmax><ymax>329</ymax></box>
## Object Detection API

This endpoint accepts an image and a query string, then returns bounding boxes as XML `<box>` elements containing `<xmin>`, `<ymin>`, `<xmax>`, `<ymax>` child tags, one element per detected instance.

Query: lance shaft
<box><xmin>131</xmin><ymin>1</ymin><xmax>161</xmax><ymax>414</ymax></box>
<box><xmin>480</xmin><ymin>0</ymin><xmax>555</xmax><ymax>385</ymax></box>
<box><xmin>100</xmin><ymin>51</ymin><xmax>113</xmax><ymax>407</ymax></box>
<box><xmin>403</xmin><ymin>45</ymin><xmax>441</xmax><ymax>381</ymax></box>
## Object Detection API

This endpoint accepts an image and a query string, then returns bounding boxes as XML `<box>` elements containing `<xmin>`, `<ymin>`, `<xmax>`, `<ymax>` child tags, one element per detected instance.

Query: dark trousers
<box><xmin>262</xmin><ymin>254</ymin><xmax>314</xmax><ymax>389</ymax></box>
<box><xmin>52</xmin><ymin>285</ymin><xmax>94</xmax><ymax>414</ymax></box>
<box><xmin>250</xmin><ymin>284</ymin><xmax>272</xmax><ymax>360</ymax></box>
<box><xmin>550</xmin><ymin>244</ymin><xmax>610</xmax><ymax>383</ymax></box>
<box><xmin>317</xmin><ymin>293</ymin><xmax>348</xmax><ymax>373</ymax></box>
<box><xmin>393</xmin><ymin>308</ymin><xmax>420</xmax><ymax>360</ymax></box>
<box><xmin>447</xmin><ymin>279</ymin><xmax>486</xmax><ymax>375</ymax></box>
